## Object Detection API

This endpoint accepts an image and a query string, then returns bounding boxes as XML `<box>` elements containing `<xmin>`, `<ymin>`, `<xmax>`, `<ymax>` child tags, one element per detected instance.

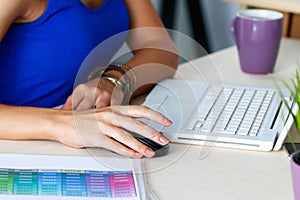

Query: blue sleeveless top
<box><xmin>0</xmin><ymin>0</ymin><xmax>129</xmax><ymax>107</ymax></box>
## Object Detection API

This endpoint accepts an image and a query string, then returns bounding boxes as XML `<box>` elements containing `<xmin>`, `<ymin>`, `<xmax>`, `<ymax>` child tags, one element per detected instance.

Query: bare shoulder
<box><xmin>0</xmin><ymin>0</ymin><xmax>24</xmax><ymax>40</ymax></box>
<box><xmin>0</xmin><ymin>0</ymin><xmax>36</xmax><ymax>18</ymax></box>
<box><xmin>0</xmin><ymin>0</ymin><xmax>48</xmax><ymax>23</ymax></box>
<box><xmin>0</xmin><ymin>0</ymin><xmax>47</xmax><ymax>40</ymax></box>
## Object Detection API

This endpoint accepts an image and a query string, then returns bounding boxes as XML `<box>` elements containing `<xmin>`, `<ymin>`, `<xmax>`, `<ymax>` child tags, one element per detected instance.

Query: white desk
<box><xmin>1</xmin><ymin>37</ymin><xmax>300</xmax><ymax>199</ymax></box>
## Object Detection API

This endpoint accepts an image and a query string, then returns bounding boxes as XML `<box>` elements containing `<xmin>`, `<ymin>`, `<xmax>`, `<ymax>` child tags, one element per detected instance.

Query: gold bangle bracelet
<box><xmin>102</xmin><ymin>76</ymin><xmax>125</xmax><ymax>91</ymax></box>
<box><xmin>87</xmin><ymin>65</ymin><xmax>131</xmax><ymax>105</ymax></box>
<box><xmin>111</xmin><ymin>63</ymin><xmax>137</xmax><ymax>91</ymax></box>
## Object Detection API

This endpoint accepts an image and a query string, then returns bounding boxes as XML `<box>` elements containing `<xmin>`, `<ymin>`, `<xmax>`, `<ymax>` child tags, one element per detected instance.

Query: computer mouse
<box><xmin>116</xmin><ymin>128</ymin><xmax>169</xmax><ymax>157</ymax></box>
<box><xmin>134</xmin><ymin>136</ymin><xmax>170</xmax><ymax>157</ymax></box>
<box><xmin>126</xmin><ymin>130</ymin><xmax>169</xmax><ymax>157</ymax></box>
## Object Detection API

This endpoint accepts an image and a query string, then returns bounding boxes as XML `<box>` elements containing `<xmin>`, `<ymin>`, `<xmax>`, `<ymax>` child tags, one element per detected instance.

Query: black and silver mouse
<box><xmin>127</xmin><ymin>130</ymin><xmax>169</xmax><ymax>157</ymax></box>
<box><xmin>116</xmin><ymin>128</ymin><xmax>170</xmax><ymax>157</ymax></box>
<box><xmin>134</xmin><ymin>135</ymin><xmax>170</xmax><ymax>157</ymax></box>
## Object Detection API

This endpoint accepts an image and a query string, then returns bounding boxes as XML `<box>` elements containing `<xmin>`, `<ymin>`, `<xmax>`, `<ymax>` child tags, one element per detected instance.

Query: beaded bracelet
<box><xmin>88</xmin><ymin>65</ymin><xmax>126</xmax><ymax>81</ymax></box>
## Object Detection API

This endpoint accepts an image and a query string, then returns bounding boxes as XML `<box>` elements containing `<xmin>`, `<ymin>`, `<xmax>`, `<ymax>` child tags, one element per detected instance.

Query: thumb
<box><xmin>62</xmin><ymin>95</ymin><xmax>73</xmax><ymax>110</ymax></box>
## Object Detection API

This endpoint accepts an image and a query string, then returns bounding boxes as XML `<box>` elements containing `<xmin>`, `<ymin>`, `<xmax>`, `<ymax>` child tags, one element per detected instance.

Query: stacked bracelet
<box><xmin>110</xmin><ymin>63</ymin><xmax>137</xmax><ymax>92</ymax></box>
<box><xmin>87</xmin><ymin>64</ymin><xmax>136</xmax><ymax>105</ymax></box>
<box><xmin>102</xmin><ymin>75</ymin><xmax>125</xmax><ymax>91</ymax></box>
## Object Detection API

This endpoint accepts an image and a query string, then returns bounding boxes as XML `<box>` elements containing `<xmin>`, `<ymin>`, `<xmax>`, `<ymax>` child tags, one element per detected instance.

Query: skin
<box><xmin>0</xmin><ymin>0</ymin><xmax>179</xmax><ymax>158</ymax></box>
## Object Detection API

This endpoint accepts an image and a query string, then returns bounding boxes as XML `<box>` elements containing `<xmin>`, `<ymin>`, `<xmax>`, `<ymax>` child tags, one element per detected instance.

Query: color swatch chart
<box><xmin>0</xmin><ymin>168</ymin><xmax>137</xmax><ymax>198</ymax></box>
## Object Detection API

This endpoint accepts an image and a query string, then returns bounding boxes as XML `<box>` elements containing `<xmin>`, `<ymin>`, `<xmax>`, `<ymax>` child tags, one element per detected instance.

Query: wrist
<box><xmin>47</xmin><ymin>109</ymin><xmax>77</xmax><ymax>144</ymax></box>
<box><xmin>102</xmin><ymin>75</ymin><xmax>126</xmax><ymax>94</ymax></box>
<box><xmin>100</xmin><ymin>77</ymin><xmax>125</xmax><ymax>105</ymax></box>
<box><xmin>109</xmin><ymin>64</ymin><xmax>137</xmax><ymax>93</ymax></box>
<box><xmin>88</xmin><ymin>64</ymin><xmax>136</xmax><ymax>105</ymax></box>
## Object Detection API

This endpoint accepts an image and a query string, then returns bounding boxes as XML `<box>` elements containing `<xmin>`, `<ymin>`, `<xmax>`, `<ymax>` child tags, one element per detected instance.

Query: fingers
<box><xmin>101</xmin><ymin>106</ymin><xmax>171</xmax><ymax>148</ymax></box>
<box><xmin>62</xmin><ymin>95</ymin><xmax>72</xmax><ymax>110</ymax></box>
<box><xmin>77</xmin><ymin>91</ymin><xmax>111</xmax><ymax>109</ymax></box>
<box><xmin>75</xmin><ymin>95</ymin><xmax>96</xmax><ymax>110</ymax></box>
<box><xmin>62</xmin><ymin>78</ymin><xmax>122</xmax><ymax>110</ymax></box>
<box><xmin>94</xmin><ymin>91</ymin><xmax>111</xmax><ymax>109</ymax></box>
<box><xmin>62</xmin><ymin>89</ymin><xmax>111</xmax><ymax>110</ymax></box>
<box><xmin>61</xmin><ymin>92</ymin><xmax>86</xmax><ymax>110</ymax></box>
<box><xmin>67</xmin><ymin>103</ymin><xmax>171</xmax><ymax>158</ymax></box>
<box><xmin>100</xmin><ymin>125</ymin><xmax>156</xmax><ymax>158</ymax></box>
<box><xmin>105</xmin><ymin>137</ymin><xmax>143</xmax><ymax>158</ymax></box>
<box><xmin>115</xmin><ymin>115</ymin><xmax>170</xmax><ymax>146</ymax></box>
<box><xmin>113</xmin><ymin>105</ymin><xmax>172</xmax><ymax>126</ymax></box>
<box><xmin>84</xmin><ymin>106</ymin><xmax>171</xmax><ymax>157</ymax></box>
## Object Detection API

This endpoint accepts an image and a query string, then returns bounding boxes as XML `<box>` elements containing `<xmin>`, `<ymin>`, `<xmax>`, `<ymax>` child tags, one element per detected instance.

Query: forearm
<box><xmin>125</xmin><ymin>47</ymin><xmax>179</xmax><ymax>96</ymax></box>
<box><xmin>122</xmin><ymin>0</ymin><xmax>179</xmax><ymax>96</ymax></box>
<box><xmin>0</xmin><ymin>103</ymin><xmax>172</xmax><ymax>158</ymax></box>
<box><xmin>0</xmin><ymin>104</ymin><xmax>72</xmax><ymax>141</ymax></box>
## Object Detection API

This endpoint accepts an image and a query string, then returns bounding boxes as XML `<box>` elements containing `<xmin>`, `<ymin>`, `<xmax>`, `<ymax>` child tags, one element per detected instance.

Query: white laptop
<box><xmin>141</xmin><ymin>79</ymin><xmax>296</xmax><ymax>151</ymax></box>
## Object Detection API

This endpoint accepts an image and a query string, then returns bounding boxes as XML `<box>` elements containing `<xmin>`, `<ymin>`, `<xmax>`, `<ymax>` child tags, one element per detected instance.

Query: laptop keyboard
<box><xmin>186</xmin><ymin>86</ymin><xmax>275</xmax><ymax>136</ymax></box>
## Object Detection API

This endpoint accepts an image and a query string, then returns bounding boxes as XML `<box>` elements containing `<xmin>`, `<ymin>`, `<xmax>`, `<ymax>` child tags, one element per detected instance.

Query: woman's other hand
<box><xmin>62</xmin><ymin>78</ymin><xmax>124</xmax><ymax>110</ymax></box>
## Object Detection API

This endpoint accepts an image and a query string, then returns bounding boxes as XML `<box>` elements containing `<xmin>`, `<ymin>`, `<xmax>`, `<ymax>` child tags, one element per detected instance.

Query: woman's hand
<box><xmin>55</xmin><ymin>105</ymin><xmax>172</xmax><ymax>158</ymax></box>
<box><xmin>62</xmin><ymin>78</ymin><xmax>124</xmax><ymax>110</ymax></box>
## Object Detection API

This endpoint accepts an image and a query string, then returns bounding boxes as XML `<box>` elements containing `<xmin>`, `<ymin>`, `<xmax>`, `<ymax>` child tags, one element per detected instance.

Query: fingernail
<box><xmin>134</xmin><ymin>152</ymin><xmax>143</xmax><ymax>159</ymax></box>
<box><xmin>145</xmin><ymin>148</ymin><xmax>155</xmax><ymax>157</ymax></box>
<box><xmin>163</xmin><ymin>118</ymin><xmax>172</xmax><ymax>126</ymax></box>
<box><xmin>159</xmin><ymin>135</ymin><xmax>169</xmax><ymax>144</ymax></box>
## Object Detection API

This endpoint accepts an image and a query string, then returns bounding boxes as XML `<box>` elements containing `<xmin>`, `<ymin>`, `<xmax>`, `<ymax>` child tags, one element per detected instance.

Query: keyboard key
<box><xmin>186</xmin><ymin>86</ymin><xmax>274</xmax><ymax>138</ymax></box>
<box><xmin>237</xmin><ymin>128</ymin><xmax>249</xmax><ymax>135</ymax></box>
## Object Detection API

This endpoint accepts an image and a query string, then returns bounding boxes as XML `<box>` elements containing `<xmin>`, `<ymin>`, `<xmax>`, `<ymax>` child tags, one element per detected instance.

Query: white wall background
<box><xmin>151</xmin><ymin>0</ymin><xmax>240</xmax><ymax>60</ymax></box>
<box><xmin>201</xmin><ymin>0</ymin><xmax>239</xmax><ymax>52</ymax></box>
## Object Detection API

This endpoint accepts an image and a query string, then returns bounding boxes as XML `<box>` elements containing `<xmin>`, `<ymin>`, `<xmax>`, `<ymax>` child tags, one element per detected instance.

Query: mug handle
<box><xmin>231</xmin><ymin>17</ymin><xmax>237</xmax><ymax>43</ymax></box>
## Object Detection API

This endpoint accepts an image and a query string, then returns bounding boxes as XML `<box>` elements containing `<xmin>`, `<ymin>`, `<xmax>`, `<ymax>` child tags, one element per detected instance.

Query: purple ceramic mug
<box><xmin>291</xmin><ymin>152</ymin><xmax>300</xmax><ymax>200</ymax></box>
<box><xmin>231</xmin><ymin>9</ymin><xmax>283</xmax><ymax>74</ymax></box>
